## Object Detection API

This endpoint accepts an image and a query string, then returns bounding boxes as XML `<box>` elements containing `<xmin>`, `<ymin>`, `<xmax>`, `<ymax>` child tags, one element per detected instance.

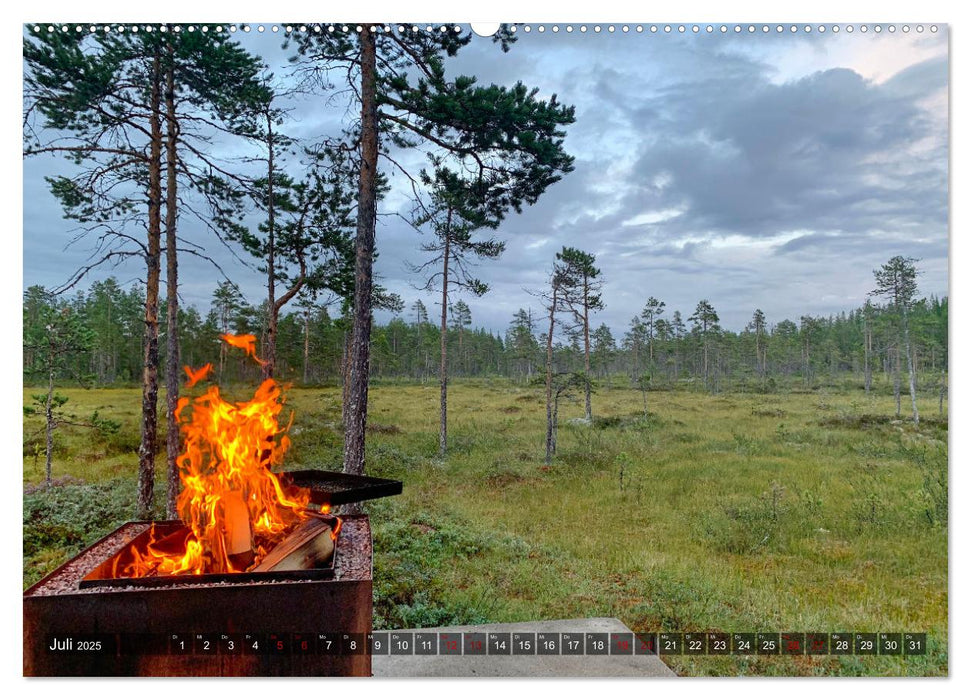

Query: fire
<box><xmin>220</xmin><ymin>333</ymin><xmax>265</xmax><ymax>365</ymax></box>
<box><xmin>121</xmin><ymin>334</ymin><xmax>322</xmax><ymax>578</ymax></box>
<box><xmin>184</xmin><ymin>362</ymin><xmax>212</xmax><ymax>388</ymax></box>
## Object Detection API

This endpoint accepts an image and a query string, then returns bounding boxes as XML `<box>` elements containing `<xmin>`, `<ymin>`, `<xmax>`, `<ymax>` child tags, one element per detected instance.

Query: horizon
<box><xmin>25</xmin><ymin>268</ymin><xmax>948</xmax><ymax>341</ymax></box>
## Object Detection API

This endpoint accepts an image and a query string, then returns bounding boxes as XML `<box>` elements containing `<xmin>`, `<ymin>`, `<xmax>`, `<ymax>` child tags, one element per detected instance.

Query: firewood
<box><xmin>253</xmin><ymin>517</ymin><xmax>335</xmax><ymax>572</ymax></box>
<box><xmin>220</xmin><ymin>491</ymin><xmax>253</xmax><ymax>557</ymax></box>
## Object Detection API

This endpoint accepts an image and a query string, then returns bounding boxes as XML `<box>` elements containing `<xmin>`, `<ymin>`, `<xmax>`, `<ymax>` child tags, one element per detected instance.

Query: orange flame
<box><xmin>120</xmin><ymin>334</ymin><xmax>327</xmax><ymax>578</ymax></box>
<box><xmin>184</xmin><ymin>363</ymin><xmax>212</xmax><ymax>388</ymax></box>
<box><xmin>221</xmin><ymin>333</ymin><xmax>266</xmax><ymax>365</ymax></box>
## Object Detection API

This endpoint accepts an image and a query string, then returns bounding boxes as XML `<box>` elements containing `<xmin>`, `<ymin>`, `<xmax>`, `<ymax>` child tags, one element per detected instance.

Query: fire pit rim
<box><xmin>24</xmin><ymin>515</ymin><xmax>373</xmax><ymax>598</ymax></box>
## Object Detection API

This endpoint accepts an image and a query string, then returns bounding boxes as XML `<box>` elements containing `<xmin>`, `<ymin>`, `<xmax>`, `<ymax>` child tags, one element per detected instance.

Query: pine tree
<box><xmin>22</xmin><ymin>289</ymin><xmax>94</xmax><ymax>486</ymax></box>
<box><xmin>622</xmin><ymin>316</ymin><xmax>648</xmax><ymax>381</ymax></box>
<box><xmin>591</xmin><ymin>323</ymin><xmax>616</xmax><ymax>383</ymax></box>
<box><xmin>507</xmin><ymin>309</ymin><xmax>539</xmax><ymax>384</ymax></box>
<box><xmin>25</xmin><ymin>25</ymin><xmax>271</xmax><ymax>517</ymax></box>
<box><xmin>85</xmin><ymin>278</ymin><xmax>125</xmax><ymax>384</ymax></box>
<box><xmin>411</xmin><ymin>300</ymin><xmax>430</xmax><ymax>382</ymax></box>
<box><xmin>25</xmin><ymin>28</ymin><xmax>166</xmax><ymax>517</ymax></box>
<box><xmin>289</xmin><ymin>25</ymin><xmax>576</xmax><ymax>478</ymax></box>
<box><xmin>858</xmin><ymin>301</ymin><xmax>874</xmax><ymax>395</ymax></box>
<box><xmin>799</xmin><ymin>315</ymin><xmax>820</xmax><ymax>386</ymax></box>
<box><xmin>641</xmin><ymin>297</ymin><xmax>666</xmax><ymax>367</ymax></box>
<box><xmin>210</xmin><ymin>281</ymin><xmax>246</xmax><ymax>381</ymax></box>
<box><xmin>409</xmin><ymin>171</ymin><xmax>507</xmax><ymax>456</ymax></box>
<box><xmin>556</xmin><ymin>247</ymin><xmax>603</xmax><ymax>421</ymax></box>
<box><xmin>540</xmin><ymin>258</ymin><xmax>580</xmax><ymax>464</ymax></box>
<box><xmin>871</xmin><ymin>256</ymin><xmax>921</xmax><ymax>424</ymax></box>
<box><xmin>450</xmin><ymin>300</ymin><xmax>473</xmax><ymax>375</ymax></box>
<box><xmin>747</xmin><ymin>309</ymin><xmax>768</xmax><ymax>381</ymax></box>
<box><xmin>689</xmin><ymin>300</ymin><xmax>719</xmax><ymax>391</ymax></box>
<box><xmin>670</xmin><ymin>311</ymin><xmax>686</xmax><ymax>380</ymax></box>
<box><xmin>226</xmin><ymin>107</ymin><xmax>356</xmax><ymax>379</ymax></box>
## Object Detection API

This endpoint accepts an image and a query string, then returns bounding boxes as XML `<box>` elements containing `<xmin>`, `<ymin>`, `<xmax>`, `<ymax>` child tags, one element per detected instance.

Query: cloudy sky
<box><xmin>22</xmin><ymin>25</ymin><xmax>949</xmax><ymax>337</ymax></box>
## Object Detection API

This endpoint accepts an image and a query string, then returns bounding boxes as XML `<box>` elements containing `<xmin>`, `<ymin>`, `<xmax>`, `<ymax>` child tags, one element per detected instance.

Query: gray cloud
<box><xmin>23</xmin><ymin>27</ymin><xmax>948</xmax><ymax>339</ymax></box>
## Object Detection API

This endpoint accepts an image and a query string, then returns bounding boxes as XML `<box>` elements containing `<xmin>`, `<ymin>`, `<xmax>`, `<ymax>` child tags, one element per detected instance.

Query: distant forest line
<box><xmin>23</xmin><ymin>276</ymin><xmax>948</xmax><ymax>394</ymax></box>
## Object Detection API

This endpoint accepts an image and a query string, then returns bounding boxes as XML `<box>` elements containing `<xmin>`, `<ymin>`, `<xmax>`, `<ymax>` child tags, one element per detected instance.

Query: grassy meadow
<box><xmin>23</xmin><ymin>378</ymin><xmax>947</xmax><ymax>676</ymax></box>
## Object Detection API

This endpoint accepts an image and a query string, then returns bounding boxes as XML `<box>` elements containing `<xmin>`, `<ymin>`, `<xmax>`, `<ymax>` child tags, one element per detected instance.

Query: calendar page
<box><xmin>21</xmin><ymin>17</ymin><xmax>949</xmax><ymax>680</ymax></box>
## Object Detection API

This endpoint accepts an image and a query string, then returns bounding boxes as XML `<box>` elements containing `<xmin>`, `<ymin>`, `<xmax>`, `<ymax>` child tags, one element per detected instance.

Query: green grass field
<box><xmin>23</xmin><ymin>379</ymin><xmax>948</xmax><ymax>676</ymax></box>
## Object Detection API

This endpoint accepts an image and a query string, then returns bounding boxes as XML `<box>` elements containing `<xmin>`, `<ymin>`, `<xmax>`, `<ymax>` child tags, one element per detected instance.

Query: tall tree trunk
<box><xmin>218</xmin><ymin>332</ymin><xmax>226</xmax><ymax>383</ymax></box>
<box><xmin>303</xmin><ymin>309</ymin><xmax>310</xmax><ymax>384</ymax></box>
<box><xmin>702</xmin><ymin>325</ymin><xmax>709</xmax><ymax>391</ymax></box>
<box><xmin>164</xmin><ymin>56</ymin><xmax>180</xmax><ymax>519</ymax></box>
<box><xmin>341</xmin><ymin>326</ymin><xmax>351</xmax><ymax>424</ymax></box>
<box><xmin>137</xmin><ymin>52</ymin><xmax>164</xmax><ymax>520</ymax></box>
<box><xmin>906</xmin><ymin>342</ymin><xmax>919</xmax><ymax>425</ymax></box>
<box><xmin>544</xmin><ymin>287</ymin><xmax>557</xmax><ymax>465</ymax></box>
<box><xmin>864</xmin><ymin>319</ymin><xmax>872</xmax><ymax>395</ymax></box>
<box><xmin>415</xmin><ymin>309</ymin><xmax>422</xmax><ymax>382</ymax></box>
<box><xmin>439</xmin><ymin>228</ymin><xmax>451</xmax><ymax>458</ymax></box>
<box><xmin>756</xmin><ymin>333</ymin><xmax>766</xmax><ymax>381</ymax></box>
<box><xmin>914</xmin><ymin>348</ymin><xmax>921</xmax><ymax>388</ymax></box>
<box><xmin>343</xmin><ymin>25</ymin><xmax>378</xmax><ymax>480</ymax></box>
<box><xmin>526</xmin><ymin>308</ymin><xmax>533</xmax><ymax>384</ymax></box>
<box><xmin>45</xmin><ymin>357</ymin><xmax>54</xmax><ymax>488</ymax></box>
<box><xmin>893</xmin><ymin>345</ymin><xmax>902</xmax><ymax>417</ymax></box>
<box><xmin>582</xmin><ymin>276</ymin><xmax>592</xmax><ymax>422</ymax></box>
<box><xmin>458</xmin><ymin>326</ymin><xmax>464</xmax><ymax>376</ymax></box>
<box><xmin>939</xmin><ymin>367</ymin><xmax>947</xmax><ymax>415</ymax></box>
<box><xmin>757</xmin><ymin>343</ymin><xmax>765</xmax><ymax>382</ymax></box>
<box><xmin>263</xmin><ymin>114</ymin><xmax>277</xmax><ymax>380</ymax></box>
<box><xmin>903</xmin><ymin>311</ymin><xmax>919</xmax><ymax>425</ymax></box>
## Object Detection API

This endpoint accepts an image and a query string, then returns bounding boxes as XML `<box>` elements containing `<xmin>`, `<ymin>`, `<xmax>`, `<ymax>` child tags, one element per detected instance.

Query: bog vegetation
<box><xmin>23</xmin><ymin>379</ymin><xmax>947</xmax><ymax>676</ymax></box>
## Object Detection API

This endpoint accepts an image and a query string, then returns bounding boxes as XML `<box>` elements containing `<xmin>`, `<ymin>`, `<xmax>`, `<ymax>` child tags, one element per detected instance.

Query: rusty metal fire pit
<box><xmin>23</xmin><ymin>470</ymin><xmax>402</xmax><ymax>677</ymax></box>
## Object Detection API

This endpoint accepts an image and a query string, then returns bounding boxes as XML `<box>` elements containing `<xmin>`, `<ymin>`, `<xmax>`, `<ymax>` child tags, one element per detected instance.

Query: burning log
<box><xmin>220</xmin><ymin>491</ymin><xmax>255</xmax><ymax>571</ymax></box>
<box><xmin>254</xmin><ymin>515</ymin><xmax>336</xmax><ymax>573</ymax></box>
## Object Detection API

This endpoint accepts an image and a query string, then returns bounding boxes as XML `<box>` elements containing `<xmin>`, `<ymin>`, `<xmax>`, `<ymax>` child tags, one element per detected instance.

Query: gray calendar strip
<box><xmin>368</xmin><ymin>631</ymin><xmax>927</xmax><ymax>656</ymax></box>
<box><xmin>92</xmin><ymin>632</ymin><xmax>926</xmax><ymax>656</ymax></box>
